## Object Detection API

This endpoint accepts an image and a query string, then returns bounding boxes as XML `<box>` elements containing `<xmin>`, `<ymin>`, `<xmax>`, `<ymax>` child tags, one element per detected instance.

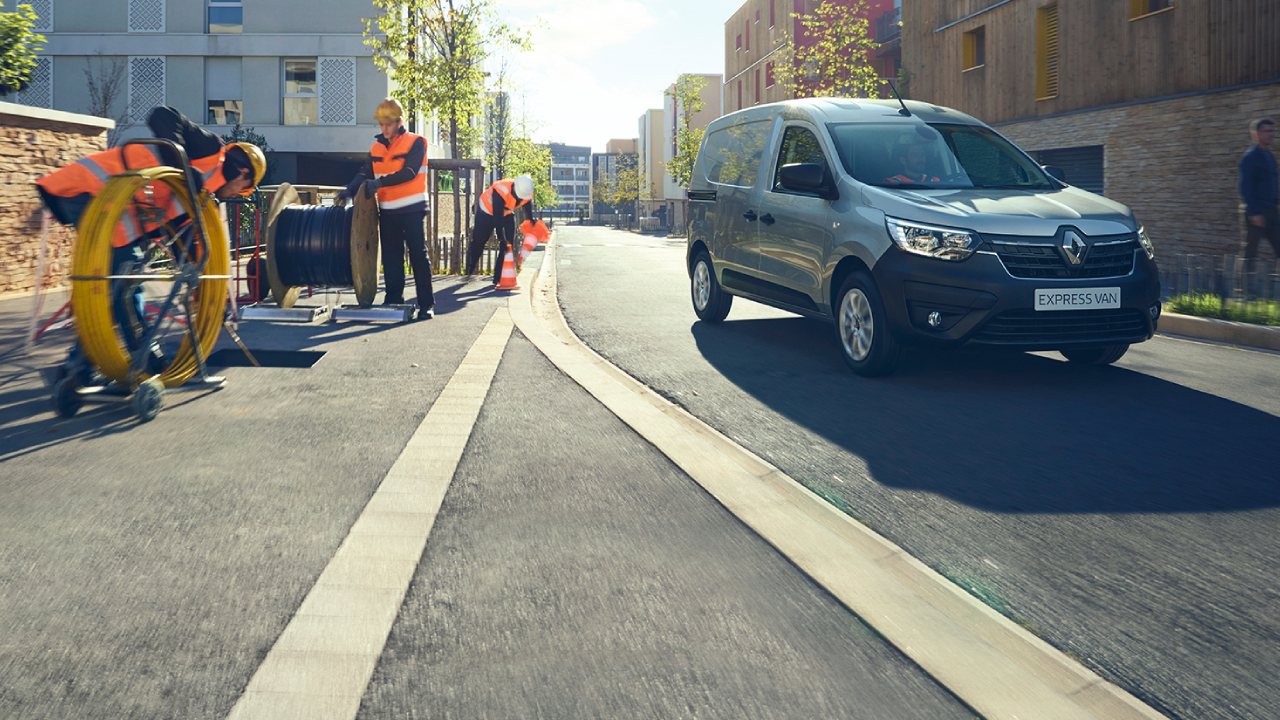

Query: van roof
<box><xmin>711</xmin><ymin>97</ymin><xmax>985</xmax><ymax>129</ymax></box>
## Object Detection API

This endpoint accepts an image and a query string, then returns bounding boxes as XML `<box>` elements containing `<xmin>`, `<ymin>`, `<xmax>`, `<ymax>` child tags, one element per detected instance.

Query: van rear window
<box><xmin>699</xmin><ymin>120</ymin><xmax>772</xmax><ymax>188</ymax></box>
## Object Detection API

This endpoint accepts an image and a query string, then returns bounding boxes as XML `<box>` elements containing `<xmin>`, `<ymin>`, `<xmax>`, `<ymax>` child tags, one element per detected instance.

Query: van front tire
<box><xmin>691</xmin><ymin>252</ymin><xmax>732</xmax><ymax>322</ymax></box>
<box><xmin>834</xmin><ymin>272</ymin><xmax>900</xmax><ymax>376</ymax></box>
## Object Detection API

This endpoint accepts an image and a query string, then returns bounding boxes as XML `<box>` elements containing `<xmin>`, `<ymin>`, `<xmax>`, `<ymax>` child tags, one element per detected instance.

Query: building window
<box><xmin>963</xmin><ymin>26</ymin><xmax>985</xmax><ymax>70</ymax></box>
<box><xmin>1036</xmin><ymin>4</ymin><xmax>1059</xmax><ymax>100</ymax></box>
<box><xmin>128</xmin><ymin>56</ymin><xmax>165</xmax><ymax>121</ymax></box>
<box><xmin>769</xmin><ymin>0</ymin><xmax>775</xmax><ymax>27</ymax></box>
<box><xmin>284</xmin><ymin>59</ymin><xmax>317</xmax><ymax>125</ymax></box>
<box><xmin>755</xmin><ymin>9</ymin><xmax>760</xmax><ymax>23</ymax></box>
<box><xmin>737</xmin><ymin>79</ymin><xmax>742</xmax><ymax>111</ymax></box>
<box><xmin>206</xmin><ymin>57</ymin><xmax>242</xmax><ymax>124</ymax></box>
<box><xmin>755</xmin><ymin>68</ymin><xmax>761</xmax><ymax>104</ymax></box>
<box><xmin>209</xmin><ymin>0</ymin><xmax>243</xmax><ymax>33</ymax></box>
<box><xmin>765</xmin><ymin>61</ymin><xmax>774</xmax><ymax>87</ymax></box>
<box><xmin>207</xmin><ymin>100</ymin><xmax>242</xmax><ymax>125</ymax></box>
<box><xmin>128</xmin><ymin>0</ymin><xmax>165</xmax><ymax>32</ymax></box>
<box><xmin>745</xmin><ymin>18</ymin><xmax>751</xmax><ymax>50</ymax></box>
<box><xmin>1129</xmin><ymin>0</ymin><xmax>1174</xmax><ymax>19</ymax></box>
<box><xmin>29</xmin><ymin>0</ymin><xmax>52</xmax><ymax>32</ymax></box>
<box><xmin>736</xmin><ymin>33</ymin><xmax>742</xmax><ymax>51</ymax></box>
<box><xmin>13</xmin><ymin>56</ymin><xmax>53</xmax><ymax>108</ymax></box>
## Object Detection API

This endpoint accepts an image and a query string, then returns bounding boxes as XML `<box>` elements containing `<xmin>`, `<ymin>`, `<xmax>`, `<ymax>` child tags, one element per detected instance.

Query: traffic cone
<box><xmin>520</xmin><ymin>232</ymin><xmax>538</xmax><ymax>262</ymax></box>
<box><xmin>495</xmin><ymin>249</ymin><xmax>519</xmax><ymax>290</ymax></box>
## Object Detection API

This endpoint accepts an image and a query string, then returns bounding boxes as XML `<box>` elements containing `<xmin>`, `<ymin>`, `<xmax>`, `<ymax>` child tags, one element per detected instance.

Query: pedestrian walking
<box><xmin>464</xmin><ymin>175</ymin><xmax>537</xmax><ymax>286</ymax></box>
<box><xmin>337</xmin><ymin>98</ymin><xmax>434</xmax><ymax>320</ymax></box>
<box><xmin>1239</xmin><ymin>117</ymin><xmax>1279</xmax><ymax>263</ymax></box>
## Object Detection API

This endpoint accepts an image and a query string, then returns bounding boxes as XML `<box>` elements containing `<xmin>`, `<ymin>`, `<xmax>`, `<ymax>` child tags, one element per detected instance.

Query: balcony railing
<box><xmin>875</xmin><ymin>7</ymin><xmax>902</xmax><ymax>42</ymax></box>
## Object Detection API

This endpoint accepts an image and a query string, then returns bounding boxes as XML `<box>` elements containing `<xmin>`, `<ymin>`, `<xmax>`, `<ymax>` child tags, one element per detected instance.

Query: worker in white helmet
<box><xmin>465</xmin><ymin>174</ymin><xmax>537</xmax><ymax>286</ymax></box>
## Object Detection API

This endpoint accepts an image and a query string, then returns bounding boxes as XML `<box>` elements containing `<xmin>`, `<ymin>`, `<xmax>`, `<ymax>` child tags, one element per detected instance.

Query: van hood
<box><xmin>862</xmin><ymin>184</ymin><xmax>1137</xmax><ymax>237</ymax></box>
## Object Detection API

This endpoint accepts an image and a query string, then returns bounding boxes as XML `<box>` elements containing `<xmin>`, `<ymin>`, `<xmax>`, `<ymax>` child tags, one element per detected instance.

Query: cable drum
<box><xmin>274</xmin><ymin>204</ymin><xmax>355</xmax><ymax>287</ymax></box>
<box><xmin>265</xmin><ymin>182</ymin><xmax>380</xmax><ymax>308</ymax></box>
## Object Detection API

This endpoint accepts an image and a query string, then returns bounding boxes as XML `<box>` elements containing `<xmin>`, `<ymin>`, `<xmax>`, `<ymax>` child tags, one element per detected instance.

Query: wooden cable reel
<box><xmin>264</xmin><ymin>182</ymin><xmax>380</xmax><ymax>308</ymax></box>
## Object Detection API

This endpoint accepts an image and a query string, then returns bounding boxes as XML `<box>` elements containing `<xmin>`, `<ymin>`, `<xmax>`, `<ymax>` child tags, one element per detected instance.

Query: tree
<box><xmin>83</xmin><ymin>55</ymin><xmax>131</xmax><ymax>146</ymax></box>
<box><xmin>364</xmin><ymin>0</ymin><xmax>525</xmax><ymax>160</ymax></box>
<box><xmin>612</xmin><ymin>158</ymin><xmax>639</xmax><ymax>228</ymax></box>
<box><xmin>0</xmin><ymin>2</ymin><xmax>45</xmax><ymax>96</ymax></box>
<box><xmin>775</xmin><ymin>0</ymin><xmax>881</xmax><ymax>99</ymax></box>
<box><xmin>663</xmin><ymin>74</ymin><xmax>705</xmax><ymax>190</ymax></box>
<box><xmin>504</xmin><ymin>136</ymin><xmax>555</xmax><ymax>210</ymax></box>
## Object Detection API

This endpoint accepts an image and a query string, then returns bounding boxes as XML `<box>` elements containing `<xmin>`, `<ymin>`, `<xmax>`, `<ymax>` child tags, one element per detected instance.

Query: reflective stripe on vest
<box><xmin>370</xmin><ymin>131</ymin><xmax>427</xmax><ymax>210</ymax></box>
<box><xmin>478</xmin><ymin>179</ymin><xmax>529</xmax><ymax>217</ymax></box>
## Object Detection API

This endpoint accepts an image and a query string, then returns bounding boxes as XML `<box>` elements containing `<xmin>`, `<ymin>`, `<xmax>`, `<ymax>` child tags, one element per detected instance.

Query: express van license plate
<box><xmin>1034</xmin><ymin>287</ymin><xmax>1121</xmax><ymax>311</ymax></box>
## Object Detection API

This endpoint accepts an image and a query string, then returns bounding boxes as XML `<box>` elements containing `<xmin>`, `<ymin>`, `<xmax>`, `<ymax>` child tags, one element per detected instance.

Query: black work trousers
<box><xmin>465</xmin><ymin>210</ymin><xmax>516</xmax><ymax>283</ymax></box>
<box><xmin>1242</xmin><ymin>205</ymin><xmax>1280</xmax><ymax>260</ymax></box>
<box><xmin>380</xmin><ymin>210</ymin><xmax>433</xmax><ymax>309</ymax></box>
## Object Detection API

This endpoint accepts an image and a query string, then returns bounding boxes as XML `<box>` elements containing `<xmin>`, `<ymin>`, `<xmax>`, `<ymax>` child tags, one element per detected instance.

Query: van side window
<box><xmin>772</xmin><ymin>126</ymin><xmax>831</xmax><ymax>193</ymax></box>
<box><xmin>700</xmin><ymin>120</ymin><xmax>772</xmax><ymax>187</ymax></box>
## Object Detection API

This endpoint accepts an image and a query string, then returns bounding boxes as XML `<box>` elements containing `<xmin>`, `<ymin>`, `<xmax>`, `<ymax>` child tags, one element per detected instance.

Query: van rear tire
<box><xmin>1060</xmin><ymin>344</ymin><xmax>1129</xmax><ymax>365</ymax></box>
<box><xmin>691</xmin><ymin>252</ymin><xmax>732</xmax><ymax>322</ymax></box>
<box><xmin>834</xmin><ymin>272</ymin><xmax>900</xmax><ymax>376</ymax></box>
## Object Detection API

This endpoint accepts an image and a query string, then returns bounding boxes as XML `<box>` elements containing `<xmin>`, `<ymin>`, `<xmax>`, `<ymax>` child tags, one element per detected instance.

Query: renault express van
<box><xmin>686</xmin><ymin>97</ymin><xmax>1161</xmax><ymax>376</ymax></box>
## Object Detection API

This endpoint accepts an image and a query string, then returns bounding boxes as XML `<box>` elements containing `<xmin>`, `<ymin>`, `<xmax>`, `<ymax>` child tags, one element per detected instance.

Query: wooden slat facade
<box><xmin>904</xmin><ymin>0</ymin><xmax>1280</xmax><ymax>124</ymax></box>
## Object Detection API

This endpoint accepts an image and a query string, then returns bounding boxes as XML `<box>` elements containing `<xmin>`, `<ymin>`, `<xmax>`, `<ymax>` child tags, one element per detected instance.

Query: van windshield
<box><xmin>826</xmin><ymin>122</ymin><xmax>1055</xmax><ymax>191</ymax></box>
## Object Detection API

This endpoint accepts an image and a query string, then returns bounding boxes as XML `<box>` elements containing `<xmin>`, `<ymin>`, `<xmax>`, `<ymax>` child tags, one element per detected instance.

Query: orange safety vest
<box><xmin>478</xmin><ymin>179</ymin><xmax>530</xmax><ymax>217</ymax></box>
<box><xmin>37</xmin><ymin>144</ymin><xmax>229</xmax><ymax>247</ymax></box>
<box><xmin>370</xmin><ymin>131</ymin><xmax>428</xmax><ymax>211</ymax></box>
<box><xmin>886</xmin><ymin>173</ymin><xmax>939</xmax><ymax>185</ymax></box>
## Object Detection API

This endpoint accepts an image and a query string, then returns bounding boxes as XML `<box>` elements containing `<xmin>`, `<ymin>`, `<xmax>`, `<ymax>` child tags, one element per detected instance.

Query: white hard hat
<box><xmin>513</xmin><ymin>174</ymin><xmax>534</xmax><ymax>199</ymax></box>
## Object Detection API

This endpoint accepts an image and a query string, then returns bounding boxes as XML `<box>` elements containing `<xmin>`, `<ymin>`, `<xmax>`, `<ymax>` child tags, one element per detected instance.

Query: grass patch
<box><xmin>1165</xmin><ymin>293</ymin><xmax>1280</xmax><ymax>327</ymax></box>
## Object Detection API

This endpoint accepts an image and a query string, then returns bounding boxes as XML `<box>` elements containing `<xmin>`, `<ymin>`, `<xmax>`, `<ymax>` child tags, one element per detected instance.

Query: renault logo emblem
<box><xmin>1061</xmin><ymin>230</ymin><xmax>1087</xmax><ymax>266</ymax></box>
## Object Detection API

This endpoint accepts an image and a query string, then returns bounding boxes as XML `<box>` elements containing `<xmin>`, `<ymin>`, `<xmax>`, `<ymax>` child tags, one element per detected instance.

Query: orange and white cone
<box><xmin>495</xmin><ymin>249</ymin><xmax>520</xmax><ymax>291</ymax></box>
<box><xmin>520</xmin><ymin>232</ymin><xmax>538</xmax><ymax>262</ymax></box>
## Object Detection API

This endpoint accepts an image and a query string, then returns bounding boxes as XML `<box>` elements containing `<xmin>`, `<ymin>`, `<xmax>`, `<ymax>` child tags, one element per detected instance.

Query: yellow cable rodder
<box><xmin>71</xmin><ymin>167</ymin><xmax>229</xmax><ymax>388</ymax></box>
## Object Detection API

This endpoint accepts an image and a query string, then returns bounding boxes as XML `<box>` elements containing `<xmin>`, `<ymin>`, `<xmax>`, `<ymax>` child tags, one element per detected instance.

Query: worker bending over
<box><xmin>465</xmin><ymin>175</ymin><xmax>536</xmax><ymax>287</ymax></box>
<box><xmin>337</xmin><ymin>98</ymin><xmax>434</xmax><ymax>320</ymax></box>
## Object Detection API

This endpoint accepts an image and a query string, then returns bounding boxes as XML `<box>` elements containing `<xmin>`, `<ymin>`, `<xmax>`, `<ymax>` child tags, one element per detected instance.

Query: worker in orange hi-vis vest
<box><xmin>35</xmin><ymin>106</ymin><xmax>265</xmax><ymax>375</ymax></box>
<box><xmin>465</xmin><ymin>174</ymin><xmax>537</xmax><ymax>287</ymax></box>
<box><xmin>336</xmin><ymin>98</ymin><xmax>434</xmax><ymax>320</ymax></box>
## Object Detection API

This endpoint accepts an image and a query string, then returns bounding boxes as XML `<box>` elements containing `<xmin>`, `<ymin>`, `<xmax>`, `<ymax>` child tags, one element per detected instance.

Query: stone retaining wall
<box><xmin>0</xmin><ymin>102</ymin><xmax>112</xmax><ymax>298</ymax></box>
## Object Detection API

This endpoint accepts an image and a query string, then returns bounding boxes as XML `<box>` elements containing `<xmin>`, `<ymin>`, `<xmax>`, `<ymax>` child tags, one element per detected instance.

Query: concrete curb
<box><xmin>1158</xmin><ymin>311</ymin><xmax>1280</xmax><ymax>352</ymax></box>
<box><xmin>510</xmin><ymin>237</ymin><xmax>1165</xmax><ymax>720</ymax></box>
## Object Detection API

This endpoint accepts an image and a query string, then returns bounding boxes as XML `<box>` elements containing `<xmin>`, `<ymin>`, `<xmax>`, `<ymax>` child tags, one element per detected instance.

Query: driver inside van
<box><xmin>885</xmin><ymin>142</ymin><xmax>941</xmax><ymax>185</ymax></box>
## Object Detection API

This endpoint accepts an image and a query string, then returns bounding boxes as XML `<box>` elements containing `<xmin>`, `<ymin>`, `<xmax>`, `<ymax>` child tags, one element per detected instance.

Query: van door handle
<box><xmin>759</xmin><ymin>213</ymin><xmax>775</xmax><ymax>226</ymax></box>
<box><xmin>743</xmin><ymin>210</ymin><xmax>758</xmax><ymax>222</ymax></box>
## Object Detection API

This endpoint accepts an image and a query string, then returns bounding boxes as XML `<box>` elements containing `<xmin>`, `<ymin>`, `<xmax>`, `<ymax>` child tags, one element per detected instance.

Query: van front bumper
<box><xmin>870</xmin><ymin>247</ymin><xmax>1162</xmax><ymax>350</ymax></box>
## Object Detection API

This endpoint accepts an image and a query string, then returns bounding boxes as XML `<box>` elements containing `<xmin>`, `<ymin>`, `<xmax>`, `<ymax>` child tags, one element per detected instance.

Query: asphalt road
<box><xmin>554</xmin><ymin>224</ymin><xmax>1280</xmax><ymax>720</ymax></box>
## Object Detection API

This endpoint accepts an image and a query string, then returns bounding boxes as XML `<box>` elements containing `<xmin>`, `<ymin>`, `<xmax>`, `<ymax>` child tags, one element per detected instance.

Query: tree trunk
<box><xmin>450</xmin><ymin>115</ymin><xmax>464</xmax><ymax>273</ymax></box>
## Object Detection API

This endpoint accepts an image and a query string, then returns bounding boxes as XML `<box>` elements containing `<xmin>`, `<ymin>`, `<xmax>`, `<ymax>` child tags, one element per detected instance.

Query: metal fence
<box><xmin>1157</xmin><ymin>253</ymin><xmax>1280</xmax><ymax>302</ymax></box>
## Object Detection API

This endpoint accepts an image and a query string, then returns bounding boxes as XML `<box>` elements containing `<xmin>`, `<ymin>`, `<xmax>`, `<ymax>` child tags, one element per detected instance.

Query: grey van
<box><xmin>686</xmin><ymin>97</ymin><xmax>1161</xmax><ymax>376</ymax></box>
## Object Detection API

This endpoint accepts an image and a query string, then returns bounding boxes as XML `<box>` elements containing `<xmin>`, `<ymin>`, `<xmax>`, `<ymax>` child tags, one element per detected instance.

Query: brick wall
<box><xmin>996</xmin><ymin>83</ymin><xmax>1280</xmax><ymax>258</ymax></box>
<box><xmin>0</xmin><ymin>103</ymin><xmax>111</xmax><ymax>298</ymax></box>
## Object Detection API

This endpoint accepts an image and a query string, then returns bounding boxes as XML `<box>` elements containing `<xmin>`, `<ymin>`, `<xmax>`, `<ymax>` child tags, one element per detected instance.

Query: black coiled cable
<box><xmin>274</xmin><ymin>205</ymin><xmax>354</xmax><ymax>287</ymax></box>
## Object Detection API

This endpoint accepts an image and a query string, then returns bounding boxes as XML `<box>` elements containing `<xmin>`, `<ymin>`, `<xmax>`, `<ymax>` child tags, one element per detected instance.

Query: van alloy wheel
<box><xmin>840</xmin><ymin>288</ymin><xmax>875</xmax><ymax>361</ymax></box>
<box><xmin>693</xmin><ymin>261</ymin><xmax>711</xmax><ymax>312</ymax></box>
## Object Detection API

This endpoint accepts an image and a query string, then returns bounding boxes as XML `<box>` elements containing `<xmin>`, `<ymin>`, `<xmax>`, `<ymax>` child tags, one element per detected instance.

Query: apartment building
<box><xmin>661</xmin><ymin>73</ymin><xmax>722</xmax><ymax>229</ymax></box>
<box><xmin>8</xmin><ymin>0</ymin><xmax>443</xmax><ymax>185</ymax></box>
<box><xmin>723</xmin><ymin>0</ymin><xmax>896</xmax><ymax>113</ymax></box>
<box><xmin>905</xmin><ymin>0</ymin><xmax>1280</xmax><ymax>256</ymax></box>
<box><xmin>636</xmin><ymin>109</ymin><xmax>664</xmax><ymax>217</ymax></box>
<box><xmin>546</xmin><ymin>142</ymin><xmax>591</xmax><ymax>220</ymax></box>
<box><xmin>591</xmin><ymin>138</ymin><xmax>638</xmax><ymax>219</ymax></box>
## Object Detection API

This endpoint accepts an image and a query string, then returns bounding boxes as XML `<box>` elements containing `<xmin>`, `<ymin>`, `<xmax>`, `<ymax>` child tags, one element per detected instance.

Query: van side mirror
<box><xmin>779</xmin><ymin>163</ymin><xmax>838</xmax><ymax>199</ymax></box>
<box><xmin>1042</xmin><ymin>165</ymin><xmax>1066</xmax><ymax>182</ymax></box>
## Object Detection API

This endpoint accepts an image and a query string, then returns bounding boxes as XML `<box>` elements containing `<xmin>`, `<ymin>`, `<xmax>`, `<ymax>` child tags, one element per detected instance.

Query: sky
<box><xmin>492</xmin><ymin>0</ymin><xmax>746</xmax><ymax>153</ymax></box>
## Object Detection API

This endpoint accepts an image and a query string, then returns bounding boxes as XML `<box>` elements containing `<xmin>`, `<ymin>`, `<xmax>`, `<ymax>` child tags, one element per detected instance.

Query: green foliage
<box><xmin>592</xmin><ymin>155</ymin><xmax>639</xmax><ymax>215</ymax></box>
<box><xmin>775</xmin><ymin>0</ymin><xmax>881</xmax><ymax>99</ymax></box>
<box><xmin>1166</xmin><ymin>293</ymin><xmax>1280</xmax><ymax>326</ymax></box>
<box><xmin>0</xmin><ymin>2</ymin><xmax>45</xmax><ymax>96</ymax></box>
<box><xmin>664</xmin><ymin>74</ymin><xmax>706</xmax><ymax>190</ymax></box>
<box><xmin>504</xmin><ymin>136</ymin><xmax>556</xmax><ymax>208</ymax></box>
<box><xmin>364</xmin><ymin>0</ymin><xmax>527</xmax><ymax>159</ymax></box>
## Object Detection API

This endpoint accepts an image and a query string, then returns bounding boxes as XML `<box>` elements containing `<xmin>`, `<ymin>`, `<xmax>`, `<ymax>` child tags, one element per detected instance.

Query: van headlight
<box><xmin>1137</xmin><ymin>226</ymin><xmax>1155</xmax><ymax>260</ymax></box>
<box><xmin>885</xmin><ymin>217</ymin><xmax>977</xmax><ymax>261</ymax></box>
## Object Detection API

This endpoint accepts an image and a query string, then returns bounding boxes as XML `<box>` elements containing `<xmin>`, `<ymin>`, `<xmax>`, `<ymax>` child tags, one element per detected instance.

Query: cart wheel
<box><xmin>53</xmin><ymin>377</ymin><xmax>83</xmax><ymax>419</ymax></box>
<box><xmin>132</xmin><ymin>377</ymin><xmax>165</xmax><ymax>422</ymax></box>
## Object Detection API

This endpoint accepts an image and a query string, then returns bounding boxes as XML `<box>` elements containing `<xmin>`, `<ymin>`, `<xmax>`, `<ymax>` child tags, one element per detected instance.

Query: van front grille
<box><xmin>987</xmin><ymin>236</ymin><xmax>1137</xmax><ymax>279</ymax></box>
<box><xmin>972</xmin><ymin>309</ymin><xmax>1149</xmax><ymax>346</ymax></box>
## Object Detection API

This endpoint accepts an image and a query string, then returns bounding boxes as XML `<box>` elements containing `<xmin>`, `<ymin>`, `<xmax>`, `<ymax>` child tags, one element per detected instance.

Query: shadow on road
<box><xmin>691</xmin><ymin>317</ymin><xmax>1280</xmax><ymax>514</ymax></box>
